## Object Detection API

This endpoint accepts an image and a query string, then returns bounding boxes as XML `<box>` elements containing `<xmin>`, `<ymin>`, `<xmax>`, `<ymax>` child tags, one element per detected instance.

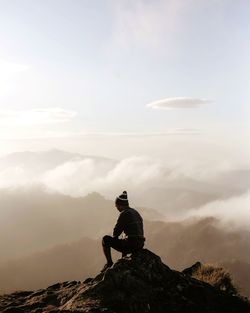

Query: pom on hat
<box><xmin>115</xmin><ymin>191</ymin><xmax>129</xmax><ymax>205</ymax></box>
<box><xmin>117</xmin><ymin>191</ymin><xmax>128</xmax><ymax>201</ymax></box>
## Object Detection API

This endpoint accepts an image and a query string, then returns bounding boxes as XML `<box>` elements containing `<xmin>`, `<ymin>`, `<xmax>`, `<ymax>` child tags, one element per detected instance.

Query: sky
<box><xmin>0</xmin><ymin>0</ymin><xmax>249</xmax><ymax>160</ymax></box>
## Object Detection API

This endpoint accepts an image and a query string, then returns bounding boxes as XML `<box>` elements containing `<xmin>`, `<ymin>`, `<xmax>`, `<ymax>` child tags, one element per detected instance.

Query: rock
<box><xmin>182</xmin><ymin>261</ymin><xmax>202</xmax><ymax>276</ymax></box>
<box><xmin>0</xmin><ymin>249</ymin><xmax>249</xmax><ymax>313</ymax></box>
<box><xmin>83</xmin><ymin>278</ymin><xmax>93</xmax><ymax>284</ymax></box>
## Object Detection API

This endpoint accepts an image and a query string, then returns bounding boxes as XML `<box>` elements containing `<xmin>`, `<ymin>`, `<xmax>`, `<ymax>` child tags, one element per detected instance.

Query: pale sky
<box><xmin>0</xmin><ymin>0</ymin><xmax>249</xmax><ymax>159</ymax></box>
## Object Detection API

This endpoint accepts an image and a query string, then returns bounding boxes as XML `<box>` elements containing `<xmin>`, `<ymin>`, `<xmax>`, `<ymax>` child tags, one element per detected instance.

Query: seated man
<box><xmin>101</xmin><ymin>191</ymin><xmax>145</xmax><ymax>271</ymax></box>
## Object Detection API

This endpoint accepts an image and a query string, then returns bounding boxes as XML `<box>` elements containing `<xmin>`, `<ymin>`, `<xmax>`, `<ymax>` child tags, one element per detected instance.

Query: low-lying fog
<box><xmin>0</xmin><ymin>149</ymin><xmax>249</xmax><ymax>296</ymax></box>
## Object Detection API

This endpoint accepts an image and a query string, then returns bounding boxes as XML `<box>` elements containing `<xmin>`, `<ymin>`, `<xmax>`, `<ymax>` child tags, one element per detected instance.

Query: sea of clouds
<box><xmin>0</xmin><ymin>150</ymin><xmax>249</xmax><ymax>229</ymax></box>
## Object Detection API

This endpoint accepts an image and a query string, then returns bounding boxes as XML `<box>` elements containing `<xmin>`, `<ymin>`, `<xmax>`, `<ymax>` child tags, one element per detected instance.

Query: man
<box><xmin>101</xmin><ymin>191</ymin><xmax>145</xmax><ymax>271</ymax></box>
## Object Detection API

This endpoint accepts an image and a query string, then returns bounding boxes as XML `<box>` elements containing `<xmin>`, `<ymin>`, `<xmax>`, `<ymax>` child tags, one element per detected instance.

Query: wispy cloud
<box><xmin>147</xmin><ymin>97</ymin><xmax>210</xmax><ymax>109</ymax></box>
<box><xmin>0</xmin><ymin>108</ymin><xmax>77</xmax><ymax>126</ymax></box>
<box><xmin>62</xmin><ymin>129</ymin><xmax>200</xmax><ymax>137</ymax></box>
<box><xmin>0</xmin><ymin>129</ymin><xmax>200</xmax><ymax>140</ymax></box>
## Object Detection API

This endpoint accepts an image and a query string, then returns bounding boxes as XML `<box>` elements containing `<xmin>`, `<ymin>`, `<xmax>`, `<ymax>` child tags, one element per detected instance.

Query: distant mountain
<box><xmin>0</xmin><ymin>188</ymin><xmax>161</xmax><ymax>262</ymax></box>
<box><xmin>137</xmin><ymin>169</ymin><xmax>250</xmax><ymax>215</ymax></box>
<box><xmin>138</xmin><ymin>186</ymin><xmax>219</xmax><ymax>216</ymax></box>
<box><xmin>1</xmin><ymin>250</ymin><xmax>249</xmax><ymax>313</ymax></box>
<box><xmin>145</xmin><ymin>217</ymin><xmax>250</xmax><ymax>270</ymax></box>
<box><xmin>213</xmin><ymin>169</ymin><xmax>250</xmax><ymax>194</ymax></box>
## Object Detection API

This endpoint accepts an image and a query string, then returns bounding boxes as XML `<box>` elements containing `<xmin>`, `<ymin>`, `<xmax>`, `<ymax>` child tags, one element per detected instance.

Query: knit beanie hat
<box><xmin>115</xmin><ymin>191</ymin><xmax>129</xmax><ymax>206</ymax></box>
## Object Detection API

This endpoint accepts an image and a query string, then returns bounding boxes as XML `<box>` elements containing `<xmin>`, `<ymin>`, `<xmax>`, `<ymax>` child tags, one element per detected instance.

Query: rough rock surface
<box><xmin>0</xmin><ymin>249</ymin><xmax>249</xmax><ymax>313</ymax></box>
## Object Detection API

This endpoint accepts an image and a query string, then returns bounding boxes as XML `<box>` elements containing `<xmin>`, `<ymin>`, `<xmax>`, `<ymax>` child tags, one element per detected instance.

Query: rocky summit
<box><xmin>0</xmin><ymin>249</ymin><xmax>249</xmax><ymax>313</ymax></box>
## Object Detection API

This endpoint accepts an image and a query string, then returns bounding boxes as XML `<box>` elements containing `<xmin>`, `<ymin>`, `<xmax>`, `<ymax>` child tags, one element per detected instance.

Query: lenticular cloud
<box><xmin>147</xmin><ymin>97</ymin><xmax>210</xmax><ymax>109</ymax></box>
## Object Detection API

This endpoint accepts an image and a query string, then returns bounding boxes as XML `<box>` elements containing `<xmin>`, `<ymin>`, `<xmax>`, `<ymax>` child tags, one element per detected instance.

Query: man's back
<box><xmin>113</xmin><ymin>207</ymin><xmax>144</xmax><ymax>238</ymax></box>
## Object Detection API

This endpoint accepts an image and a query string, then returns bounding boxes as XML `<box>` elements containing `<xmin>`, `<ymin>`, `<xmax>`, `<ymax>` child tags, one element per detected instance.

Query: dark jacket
<box><xmin>113</xmin><ymin>207</ymin><xmax>144</xmax><ymax>239</ymax></box>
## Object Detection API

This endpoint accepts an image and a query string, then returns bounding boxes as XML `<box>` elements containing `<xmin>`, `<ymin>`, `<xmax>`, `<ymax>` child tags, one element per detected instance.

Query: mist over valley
<box><xmin>0</xmin><ymin>150</ymin><xmax>249</xmax><ymax>296</ymax></box>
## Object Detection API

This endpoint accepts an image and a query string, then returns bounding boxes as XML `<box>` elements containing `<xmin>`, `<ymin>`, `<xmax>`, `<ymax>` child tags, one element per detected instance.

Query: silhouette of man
<box><xmin>101</xmin><ymin>191</ymin><xmax>145</xmax><ymax>271</ymax></box>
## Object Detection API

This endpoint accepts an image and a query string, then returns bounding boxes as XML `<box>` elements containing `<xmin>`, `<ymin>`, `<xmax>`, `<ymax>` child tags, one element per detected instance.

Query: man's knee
<box><xmin>102</xmin><ymin>235</ymin><xmax>112</xmax><ymax>247</ymax></box>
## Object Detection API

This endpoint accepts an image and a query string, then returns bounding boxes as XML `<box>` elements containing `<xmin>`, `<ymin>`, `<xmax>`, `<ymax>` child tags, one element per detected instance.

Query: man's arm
<box><xmin>113</xmin><ymin>212</ymin><xmax>126</xmax><ymax>237</ymax></box>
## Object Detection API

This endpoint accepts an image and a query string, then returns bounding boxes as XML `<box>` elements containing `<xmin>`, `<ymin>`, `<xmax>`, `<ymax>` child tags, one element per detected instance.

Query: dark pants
<box><xmin>102</xmin><ymin>235</ymin><xmax>145</xmax><ymax>254</ymax></box>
